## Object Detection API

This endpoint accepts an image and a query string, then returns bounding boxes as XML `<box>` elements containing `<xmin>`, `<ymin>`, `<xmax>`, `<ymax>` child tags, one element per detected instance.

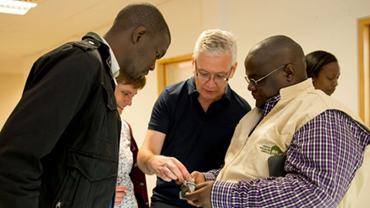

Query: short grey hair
<box><xmin>193</xmin><ymin>29</ymin><xmax>237</xmax><ymax>66</ymax></box>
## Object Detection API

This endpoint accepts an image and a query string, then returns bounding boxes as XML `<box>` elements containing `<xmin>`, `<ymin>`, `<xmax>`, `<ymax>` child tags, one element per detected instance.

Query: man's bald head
<box><xmin>244</xmin><ymin>35</ymin><xmax>308</xmax><ymax>107</ymax></box>
<box><xmin>246</xmin><ymin>35</ymin><xmax>307</xmax><ymax>85</ymax></box>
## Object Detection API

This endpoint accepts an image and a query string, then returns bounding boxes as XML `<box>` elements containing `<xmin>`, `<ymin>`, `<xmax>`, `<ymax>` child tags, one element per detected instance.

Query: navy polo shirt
<box><xmin>148</xmin><ymin>77</ymin><xmax>251</xmax><ymax>207</ymax></box>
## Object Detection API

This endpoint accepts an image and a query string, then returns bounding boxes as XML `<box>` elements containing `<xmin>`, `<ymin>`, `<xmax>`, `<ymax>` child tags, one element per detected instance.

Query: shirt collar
<box><xmin>187</xmin><ymin>76</ymin><xmax>232</xmax><ymax>101</ymax></box>
<box><xmin>100</xmin><ymin>36</ymin><xmax>120</xmax><ymax>81</ymax></box>
<box><xmin>259</xmin><ymin>94</ymin><xmax>281</xmax><ymax>118</ymax></box>
<box><xmin>259</xmin><ymin>78</ymin><xmax>313</xmax><ymax>117</ymax></box>
<box><xmin>279</xmin><ymin>78</ymin><xmax>314</xmax><ymax>100</ymax></box>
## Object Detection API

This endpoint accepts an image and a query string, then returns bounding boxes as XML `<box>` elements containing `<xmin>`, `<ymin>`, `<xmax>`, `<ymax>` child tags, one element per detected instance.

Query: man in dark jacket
<box><xmin>0</xmin><ymin>3</ymin><xmax>170</xmax><ymax>208</ymax></box>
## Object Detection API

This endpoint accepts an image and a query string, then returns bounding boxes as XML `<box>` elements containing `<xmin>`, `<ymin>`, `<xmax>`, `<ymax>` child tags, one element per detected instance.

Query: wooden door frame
<box><xmin>156</xmin><ymin>54</ymin><xmax>193</xmax><ymax>96</ymax></box>
<box><xmin>358</xmin><ymin>18</ymin><xmax>370</xmax><ymax>125</ymax></box>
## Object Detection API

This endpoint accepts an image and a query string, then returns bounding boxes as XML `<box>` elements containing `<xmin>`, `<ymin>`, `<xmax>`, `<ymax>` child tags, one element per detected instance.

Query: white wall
<box><xmin>225</xmin><ymin>0</ymin><xmax>370</xmax><ymax>112</ymax></box>
<box><xmin>0</xmin><ymin>0</ymin><xmax>369</xmax><ymax>206</ymax></box>
<box><xmin>0</xmin><ymin>73</ymin><xmax>24</xmax><ymax>128</ymax></box>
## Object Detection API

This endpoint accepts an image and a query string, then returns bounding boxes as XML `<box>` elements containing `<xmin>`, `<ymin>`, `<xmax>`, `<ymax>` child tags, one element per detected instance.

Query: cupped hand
<box><xmin>186</xmin><ymin>181</ymin><xmax>214</xmax><ymax>208</ymax></box>
<box><xmin>179</xmin><ymin>171</ymin><xmax>205</xmax><ymax>193</ymax></box>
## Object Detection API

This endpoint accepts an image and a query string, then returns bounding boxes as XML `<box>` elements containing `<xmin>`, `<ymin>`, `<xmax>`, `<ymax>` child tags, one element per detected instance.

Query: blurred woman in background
<box><xmin>305</xmin><ymin>50</ymin><xmax>340</xmax><ymax>96</ymax></box>
<box><xmin>112</xmin><ymin>75</ymin><xmax>149</xmax><ymax>208</ymax></box>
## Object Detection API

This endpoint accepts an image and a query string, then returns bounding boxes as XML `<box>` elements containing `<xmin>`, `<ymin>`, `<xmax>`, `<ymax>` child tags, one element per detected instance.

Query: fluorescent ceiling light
<box><xmin>0</xmin><ymin>0</ymin><xmax>37</xmax><ymax>15</ymax></box>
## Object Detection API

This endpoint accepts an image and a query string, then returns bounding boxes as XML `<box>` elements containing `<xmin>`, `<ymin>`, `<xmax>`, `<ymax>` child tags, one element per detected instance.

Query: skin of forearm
<box><xmin>137</xmin><ymin>148</ymin><xmax>157</xmax><ymax>175</ymax></box>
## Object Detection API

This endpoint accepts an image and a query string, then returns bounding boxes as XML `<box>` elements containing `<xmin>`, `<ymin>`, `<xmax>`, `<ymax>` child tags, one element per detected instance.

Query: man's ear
<box><xmin>285</xmin><ymin>64</ymin><xmax>295</xmax><ymax>82</ymax></box>
<box><xmin>132</xmin><ymin>26</ymin><xmax>147</xmax><ymax>44</ymax></box>
<box><xmin>229</xmin><ymin>62</ymin><xmax>238</xmax><ymax>79</ymax></box>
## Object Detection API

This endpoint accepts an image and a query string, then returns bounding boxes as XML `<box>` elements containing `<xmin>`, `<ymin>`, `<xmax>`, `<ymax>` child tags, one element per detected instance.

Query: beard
<box><xmin>119</xmin><ymin>46</ymin><xmax>150</xmax><ymax>80</ymax></box>
<box><xmin>119</xmin><ymin>59</ymin><xmax>139</xmax><ymax>80</ymax></box>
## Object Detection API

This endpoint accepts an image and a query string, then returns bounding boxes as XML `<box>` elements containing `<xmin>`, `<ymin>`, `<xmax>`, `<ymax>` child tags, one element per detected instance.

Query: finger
<box><xmin>116</xmin><ymin>186</ymin><xmax>130</xmax><ymax>192</ymax></box>
<box><xmin>161</xmin><ymin>166</ymin><xmax>177</xmax><ymax>181</ymax></box>
<box><xmin>185</xmin><ymin>183</ymin><xmax>208</xmax><ymax>201</ymax></box>
<box><xmin>172</xmin><ymin>159</ymin><xmax>191</xmax><ymax>180</ymax></box>
<box><xmin>184</xmin><ymin>189</ymin><xmax>197</xmax><ymax>201</ymax></box>
<box><xmin>115</xmin><ymin>192</ymin><xmax>127</xmax><ymax>198</ymax></box>
<box><xmin>191</xmin><ymin>171</ymin><xmax>205</xmax><ymax>184</ymax></box>
<box><xmin>194</xmin><ymin>201</ymin><xmax>202</xmax><ymax>207</ymax></box>
<box><xmin>194</xmin><ymin>181</ymin><xmax>208</xmax><ymax>190</ymax></box>
<box><xmin>175</xmin><ymin>178</ymin><xmax>183</xmax><ymax>185</ymax></box>
<box><xmin>160</xmin><ymin>175</ymin><xmax>172</xmax><ymax>182</ymax></box>
<box><xmin>190</xmin><ymin>171</ymin><xmax>199</xmax><ymax>178</ymax></box>
<box><xmin>185</xmin><ymin>193</ymin><xmax>202</xmax><ymax>207</ymax></box>
<box><xmin>153</xmin><ymin>156</ymin><xmax>175</xmax><ymax>182</ymax></box>
<box><xmin>115</xmin><ymin>196</ymin><xmax>124</xmax><ymax>202</ymax></box>
<box><xmin>165</xmin><ymin>160</ymin><xmax>186</xmax><ymax>180</ymax></box>
<box><xmin>187</xmin><ymin>199</ymin><xmax>201</xmax><ymax>207</ymax></box>
<box><xmin>157</xmin><ymin>166</ymin><xmax>175</xmax><ymax>182</ymax></box>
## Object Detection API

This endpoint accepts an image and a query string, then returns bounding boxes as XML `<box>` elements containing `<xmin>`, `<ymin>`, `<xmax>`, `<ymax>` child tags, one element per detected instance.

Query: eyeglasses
<box><xmin>244</xmin><ymin>64</ymin><xmax>289</xmax><ymax>87</ymax></box>
<box><xmin>194</xmin><ymin>60</ymin><xmax>233</xmax><ymax>83</ymax></box>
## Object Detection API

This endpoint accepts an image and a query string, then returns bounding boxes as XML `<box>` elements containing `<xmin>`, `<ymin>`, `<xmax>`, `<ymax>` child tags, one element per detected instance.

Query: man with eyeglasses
<box><xmin>185</xmin><ymin>35</ymin><xmax>370</xmax><ymax>208</ymax></box>
<box><xmin>137</xmin><ymin>29</ymin><xmax>251</xmax><ymax>208</ymax></box>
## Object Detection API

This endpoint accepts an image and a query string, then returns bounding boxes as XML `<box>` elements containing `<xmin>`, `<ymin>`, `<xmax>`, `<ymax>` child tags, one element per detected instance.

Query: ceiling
<box><xmin>0</xmin><ymin>0</ymin><xmax>168</xmax><ymax>73</ymax></box>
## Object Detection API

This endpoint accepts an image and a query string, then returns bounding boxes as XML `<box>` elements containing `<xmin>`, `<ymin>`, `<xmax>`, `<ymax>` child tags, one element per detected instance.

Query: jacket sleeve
<box><xmin>0</xmin><ymin>45</ymin><xmax>100</xmax><ymax>207</ymax></box>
